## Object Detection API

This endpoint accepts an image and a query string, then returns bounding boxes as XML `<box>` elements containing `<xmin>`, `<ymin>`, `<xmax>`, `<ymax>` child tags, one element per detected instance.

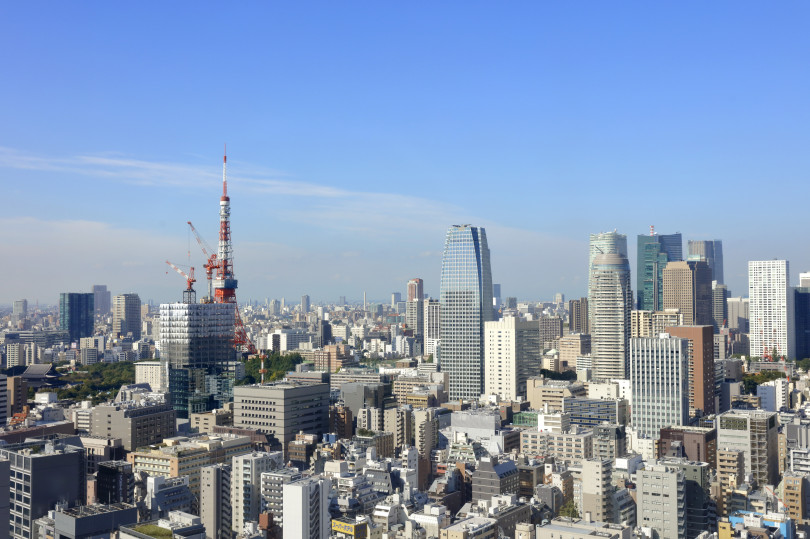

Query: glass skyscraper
<box><xmin>440</xmin><ymin>224</ymin><xmax>493</xmax><ymax>401</ymax></box>
<box><xmin>59</xmin><ymin>292</ymin><xmax>95</xmax><ymax>343</ymax></box>
<box><xmin>636</xmin><ymin>232</ymin><xmax>682</xmax><ymax>310</ymax></box>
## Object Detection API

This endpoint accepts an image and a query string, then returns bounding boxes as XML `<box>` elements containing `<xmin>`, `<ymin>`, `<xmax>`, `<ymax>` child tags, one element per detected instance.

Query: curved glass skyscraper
<box><xmin>440</xmin><ymin>225</ymin><xmax>493</xmax><ymax>401</ymax></box>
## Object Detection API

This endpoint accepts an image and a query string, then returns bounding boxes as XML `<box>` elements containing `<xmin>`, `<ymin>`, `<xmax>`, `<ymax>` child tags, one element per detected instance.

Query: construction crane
<box><xmin>187</xmin><ymin>221</ymin><xmax>217</xmax><ymax>303</ymax></box>
<box><xmin>165</xmin><ymin>260</ymin><xmax>196</xmax><ymax>304</ymax></box>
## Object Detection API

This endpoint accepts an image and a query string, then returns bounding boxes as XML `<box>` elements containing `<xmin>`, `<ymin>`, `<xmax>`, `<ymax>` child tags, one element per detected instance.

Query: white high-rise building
<box><xmin>801</xmin><ymin>272</ymin><xmax>810</xmax><ymax>288</ymax></box>
<box><xmin>630</xmin><ymin>335</ymin><xmax>689</xmax><ymax>439</ymax></box>
<box><xmin>591</xmin><ymin>253</ymin><xmax>632</xmax><ymax>381</ymax></box>
<box><xmin>231</xmin><ymin>452</ymin><xmax>282</xmax><ymax>532</ymax></box>
<box><xmin>483</xmin><ymin>317</ymin><xmax>543</xmax><ymax>401</ymax></box>
<box><xmin>424</xmin><ymin>299</ymin><xmax>440</xmax><ymax>358</ymax></box>
<box><xmin>282</xmin><ymin>477</ymin><xmax>332</xmax><ymax>539</ymax></box>
<box><xmin>749</xmin><ymin>260</ymin><xmax>794</xmax><ymax>359</ymax></box>
<box><xmin>588</xmin><ymin>231</ymin><xmax>628</xmax><ymax>324</ymax></box>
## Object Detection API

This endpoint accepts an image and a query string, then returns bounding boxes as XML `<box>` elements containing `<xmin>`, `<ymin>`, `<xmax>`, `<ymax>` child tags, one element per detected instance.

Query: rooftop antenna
<box><xmin>650</xmin><ymin>225</ymin><xmax>655</xmax><ymax>236</ymax></box>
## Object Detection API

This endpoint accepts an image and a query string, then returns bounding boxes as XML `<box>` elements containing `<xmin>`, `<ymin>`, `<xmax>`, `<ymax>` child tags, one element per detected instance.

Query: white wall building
<box><xmin>282</xmin><ymin>477</ymin><xmax>331</xmax><ymax>539</ymax></box>
<box><xmin>749</xmin><ymin>260</ymin><xmax>794</xmax><ymax>359</ymax></box>
<box><xmin>135</xmin><ymin>361</ymin><xmax>170</xmax><ymax>393</ymax></box>
<box><xmin>483</xmin><ymin>316</ymin><xmax>543</xmax><ymax>401</ymax></box>
<box><xmin>630</xmin><ymin>335</ymin><xmax>689</xmax><ymax>439</ymax></box>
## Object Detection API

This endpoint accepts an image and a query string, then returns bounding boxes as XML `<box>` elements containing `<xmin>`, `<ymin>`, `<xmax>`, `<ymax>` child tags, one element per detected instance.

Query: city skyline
<box><xmin>4</xmin><ymin>3</ymin><xmax>810</xmax><ymax>304</ymax></box>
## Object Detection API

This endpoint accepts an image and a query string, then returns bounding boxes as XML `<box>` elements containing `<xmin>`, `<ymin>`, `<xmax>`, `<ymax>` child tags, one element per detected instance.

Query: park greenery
<box><xmin>742</xmin><ymin>370</ymin><xmax>786</xmax><ymax>395</ymax></box>
<box><xmin>239</xmin><ymin>352</ymin><xmax>304</xmax><ymax>384</ymax></box>
<box><xmin>57</xmin><ymin>361</ymin><xmax>136</xmax><ymax>404</ymax></box>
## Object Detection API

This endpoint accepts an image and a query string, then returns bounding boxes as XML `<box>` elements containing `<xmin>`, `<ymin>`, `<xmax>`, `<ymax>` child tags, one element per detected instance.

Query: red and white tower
<box><xmin>210</xmin><ymin>148</ymin><xmax>255</xmax><ymax>354</ymax></box>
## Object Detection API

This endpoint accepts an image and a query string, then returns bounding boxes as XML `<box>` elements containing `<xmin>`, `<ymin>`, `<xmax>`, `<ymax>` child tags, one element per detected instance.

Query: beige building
<box><xmin>662</xmin><ymin>261</ymin><xmax>713</xmax><ymax>326</ymax></box>
<box><xmin>630</xmin><ymin>309</ymin><xmax>683</xmax><ymax>338</ymax></box>
<box><xmin>484</xmin><ymin>317</ymin><xmax>543</xmax><ymax>402</ymax></box>
<box><xmin>520</xmin><ymin>428</ymin><xmax>593</xmax><ymax>465</ymax></box>
<box><xmin>191</xmin><ymin>407</ymin><xmax>233</xmax><ymax>434</ymax></box>
<box><xmin>581</xmin><ymin>458</ymin><xmax>613</xmax><ymax>522</ymax></box>
<box><xmin>558</xmin><ymin>334</ymin><xmax>590</xmax><ymax>371</ymax></box>
<box><xmin>90</xmin><ymin>400</ymin><xmax>176</xmax><ymax>452</ymax></box>
<box><xmin>527</xmin><ymin>379</ymin><xmax>586</xmax><ymax>412</ymax></box>
<box><xmin>536</xmin><ymin>517</ymin><xmax>631</xmax><ymax>539</ymax></box>
<box><xmin>127</xmin><ymin>434</ymin><xmax>252</xmax><ymax>507</ymax></box>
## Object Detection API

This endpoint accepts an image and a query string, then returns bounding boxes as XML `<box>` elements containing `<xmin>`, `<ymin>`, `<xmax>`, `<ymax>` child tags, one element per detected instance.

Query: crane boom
<box><xmin>165</xmin><ymin>260</ymin><xmax>196</xmax><ymax>304</ymax></box>
<box><xmin>187</xmin><ymin>221</ymin><xmax>217</xmax><ymax>302</ymax></box>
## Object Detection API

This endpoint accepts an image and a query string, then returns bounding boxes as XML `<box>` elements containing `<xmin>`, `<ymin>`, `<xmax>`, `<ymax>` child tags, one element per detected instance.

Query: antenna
<box><xmin>222</xmin><ymin>144</ymin><xmax>228</xmax><ymax>197</ymax></box>
<box><xmin>650</xmin><ymin>225</ymin><xmax>655</xmax><ymax>236</ymax></box>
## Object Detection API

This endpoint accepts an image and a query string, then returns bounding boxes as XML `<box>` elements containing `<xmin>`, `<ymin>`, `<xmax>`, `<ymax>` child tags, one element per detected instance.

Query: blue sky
<box><xmin>2</xmin><ymin>3</ymin><xmax>810</xmax><ymax>305</ymax></box>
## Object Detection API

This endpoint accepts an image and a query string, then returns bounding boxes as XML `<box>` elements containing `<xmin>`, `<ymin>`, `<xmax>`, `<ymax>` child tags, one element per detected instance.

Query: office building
<box><xmin>1</xmin><ymin>439</ymin><xmax>86</xmax><ymax>539</ymax></box>
<box><xmin>90</xmin><ymin>400</ymin><xmax>176</xmax><ymax>451</ymax></box>
<box><xmin>92</xmin><ymin>285</ymin><xmax>111</xmax><ymax>315</ymax></box>
<box><xmin>408</xmin><ymin>278</ymin><xmax>424</xmax><ymax>302</ymax></box>
<box><xmin>637</xmin><ymin>464</ymin><xmax>686</xmax><ymax>539</ymax></box>
<box><xmin>658</xmin><ymin>426</ymin><xmax>717</xmax><ymax>466</ymax></box>
<box><xmin>160</xmin><ymin>301</ymin><xmax>236</xmax><ymax>418</ymax></box>
<box><xmin>483</xmin><ymin>317</ymin><xmax>543</xmax><ymax>401</ymax></box>
<box><xmin>630</xmin><ymin>335</ymin><xmax>689</xmax><ymax>439</ymax></box>
<box><xmin>666</xmin><ymin>325</ymin><xmax>715</xmax><ymax>416</ymax></box>
<box><xmin>493</xmin><ymin>283</ymin><xmax>502</xmax><ymax>307</ymax></box>
<box><xmin>749</xmin><ymin>260</ymin><xmax>795</xmax><ymax>359</ymax></box>
<box><xmin>716</xmin><ymin>409</ymin><xmax>779</xmax><ymax>487</ymax></box>
<box><xmin>300</xmin><ymin>294</ymin><xmax>310</xmax><ymax>313</ymax></box>
<box><xmin>406</xmin><ymin>297</ymin><xmax>425</xmax><ymax>338</ymax></box>
<box><xmin>630</xmin><ymin>309</ymin><xmax>683</xmax><ymax>338</ymax></box>
<box><xmin>7</xmin><ymin>376</ymin><xmax>27</xmax><ymax>416</ymax></box>
<box><xmin>231</xmin><ymin>452</ymin><xmax>283</xmax><ymax>532</ymax></box>
<box><xmin>688</xmin><ymin>239</ymin><xmax>724</xmax><ymax>284</ymax></box>
<box><xmin>591</xmin><ymin>253</ymin><xmax>632</xmax><ymax>381</ymax></box>
<box><xmin>11</xmin><ymin>300</ymin><xmax>27</xmax><ymax>324</ymax></box>
<box><xmin>200</xmin><ymin>463</ymin><xmax>231</xmax><ymax>539</ymax></box>
<box><xmin>112</xmin><ymin>293</ymin><xmax>141</xmax><ymax>340</ymax></box>
<box><xmin>558</xmin><ymin>333</ymin><xmax>590</xmax><ymax>371</ymax></box>
<box><xmin>471</xmin><ymin>457</ymin><xmax>519</xmax><ymax>502</ymax></box>
<box><xmin>233</xmin><ymin>382</ymin><xmax>329</xmax><ymax>456</ymax></box>
<box><xmin>538</xmin><ymin>317</ymin><xmax>563</xmax><ymax>346</ymax></box>
<box><xmin>727</xmin><ymin>297</ymin><xmax>750</xmax><ymax>332</ymax></box>
<box><xmin>711</xmin><ymin>282</ymin><xmax>729</xmax><ymax>333</ymax></box>
<box><xmin>795</xmin><ymin>287</ymin><xmax>810</xmax><ymax>361</ymax></box>
<box><xmin>592</xmin><ymin>423</ymin><xmax>627</xmax><ymax>459</ymax></box>
<box><xmin>59</xmin><ymin>292</ymin><xmax>94</xmax><ymax>343</ymax></box>
<box><xmin>662</xmin><ymin>260</ymin><xmax>713</xmax><ymax>326</ymax></box>
<box><xmin>282</xmin><ymin>477</ymin><xmax>331</xmax><ymax>539</ymax></box>
<box><xmin>568</xmin><ymin>297</ymin><xmax>589</xmax><ymax>334</ymax></box>
<box><xmin>439</xmin><ymin>225</ymin><xmax>493</xmax><ymax>401</ymax></box>
<box><xmin>637</xmin><ymin>231</ymin><xmax>683</xmax><ymax>310</ymax></box>
<box><xmin>424</xmin><ymin>299</ymin><xmax>441</xmax><ymax>357</ymax></box>
<box><xmin>96</xmin><ymin>461</ymin><xmax>135</xmax><ymax>505</ymax></box>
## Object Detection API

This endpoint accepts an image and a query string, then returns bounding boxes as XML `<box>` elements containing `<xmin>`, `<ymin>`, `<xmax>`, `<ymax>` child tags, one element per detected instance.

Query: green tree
<box><xmin>559</xmin><ymin>499</ymin><xmax>580</xmax><ymax>519</ymax></box>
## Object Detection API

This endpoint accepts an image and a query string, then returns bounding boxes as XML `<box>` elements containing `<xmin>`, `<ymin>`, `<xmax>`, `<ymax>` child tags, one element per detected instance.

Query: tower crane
<box><xmin>187</xmin><ymin>221</ymin><xmax>217</xmax><ymax>303</ymax></box>
<box><xmin>165</xmin><ymin>261</ymin><xmax>196</xmax><ymax>304</ymax></box>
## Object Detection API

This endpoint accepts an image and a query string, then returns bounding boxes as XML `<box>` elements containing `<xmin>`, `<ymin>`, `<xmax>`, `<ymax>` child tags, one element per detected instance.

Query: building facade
<box><xmin>591</xmin><ymin>253</ymin><xmax>632</xmax><ymax>381</ymax></box>
<box><xmin>749</xmin><ymin>260</ymin><xmax>795</xmax><ymax>359</ymax></box>
<box><xmin>439</xmin><ymin>225</ymin><xmax>493</xmax><ymax>401</ymax></box>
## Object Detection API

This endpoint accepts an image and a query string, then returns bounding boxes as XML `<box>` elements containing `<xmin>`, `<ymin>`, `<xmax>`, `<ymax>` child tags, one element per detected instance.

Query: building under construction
<box><xmin>160</xmin><ymin>150</ymin><xmax>250</xmax><ymax>418</ymax></box>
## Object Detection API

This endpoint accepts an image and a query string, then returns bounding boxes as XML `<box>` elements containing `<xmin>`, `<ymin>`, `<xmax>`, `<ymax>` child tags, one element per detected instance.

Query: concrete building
<box><xmin>134</xmin><ymin>361</ymin><xmax>169</xmax><ymax>393</ymax></box>
<box><xmin>483</xmin><ymin>317</ymin><xmax>543</xmax><ymax>401</ymax></box>
<box><xmin>260</xmin><ymin>468</ymin><xmax>301</xmax><ymax>531</ymax></box>
<box><xmin>568</xmin><ymin>297</ymin><xmax>589</xmax><ymax>335</ymax></box>
<box><xmin>559</xmin><ymin>333</ymin><xmax>590</xmax><ymax>371</ymax></box>
<box><xmin>581</xmin><ymin>458</ymin><xmax>614</xmax><ymax>523</ymax></box>
<box><xmin>630</xmin><ymin>309</ymin><xmax>683</xmax><ymax>338</ymax></box>
<box><xmin>749</xmin><ymin>260</ymin><xmax>794</xmax><ymax>359</ymax></box>
<box><xmin>113</xmin><ymin>293</ymin><xmax>142</xmax><ymax>340</ymax></box>
<box><xmin>232</xmin><ymin>382</ymin><xmax>329</xmax><ymax>457</ymax></box>
<box><xmin>200</xmin><ymin>463</ymin><xmax>231</xmax><ymax>539</ymax></box>
<box><xmin>231</xmin><ymin>452</ymin><xmax>284</xmax><ymax>532</ymax></box>
<box><xmin>439</xmin><ymin>516</ymin><xmax>497</xmax><ymax>539</ymax></box>
<box><xmin>35</xmin><ymin>503</ymin><xmax>138</xmax><ymax>539</ymax></box>
<box><xmin>471</xmin><ymin>457</ymin><xmax>519</xmax><ymax>502</ymax></box>
<box><xmin>688</xmin><ymin>239</ymin><xmax>724</xmax><ymax>284</ymax></box>
<box><xmin>1</xmin><ymin>440</ymin><xmax>86</xmax><ymax>539</ymax></box>
<box><xmin>630</xmin><ymin>335</ymin><xmax>690</xmax><ymax>439</ymax></box>
<box><xmin>713</xmin><ymin>282</ymin><xmax>729</xmax><ymax>333</ymax></box>
<box><xmin>535</xmin><ymin>517</ymin><xmax>631</xmax><ymax>539</ymax></box>
<box><xmin>7</xmin><ymin>376</ymin><xmax>27</xmax><ymax>416</ymax></box>
<box><xmin>658</xmin><ymin>426</ymin><xmax>717</xmax><ymax>466</ymax></box>
<box><xmin>90</xmin><ymin>399</ymin><xmax>176</xmax><ymax>452</ymax></box>
<box><xmin>662</xmin><ymin>260</ymin><xmax>713</xmax><ymax>326</ymax></box>
<box><xmin>440</xmin><ymin>224</ymin><xmax>493</xmax><ymax>401</ymax></box>
<box><xmin>716</xmin><ymin>409</ymin><xmax>779</xmax><ymax>487</ymax></box>
<box><xmin>96</xmin><ymin>461</ymin><xmax>135</xmax><ymax>505</ymax></box>
<box><xmin>727</xmin><ymin>297</ymin><xmax>750</xmax><ymax>332</ymax></box>
<box><xmin>282</xmin><ymin>477</ymin><xmax>331</xmax><ymax>539</ymax></box>
<box><xmin>666</xmin><ymin>325</ymin><xmax>715</xmax><ymax>416</ymax></box>
<box><xmin>527</xmin><ymin>379</ymin><xmax>586</xmax><ymax>412</ymax></box>
<box><xmin>637</xmin><ymin>464</ymin><xmax>686</xmax><ymax>539</ymax></box>
<box><xmin>591</xmin><ymin>253</ymin><xmax>632</xmax><ymax>381</ymax></box>
<box><xmin>92</xmin><ymin>285</ymin><xmax>111</xmax><ymax>315</ymax></box>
